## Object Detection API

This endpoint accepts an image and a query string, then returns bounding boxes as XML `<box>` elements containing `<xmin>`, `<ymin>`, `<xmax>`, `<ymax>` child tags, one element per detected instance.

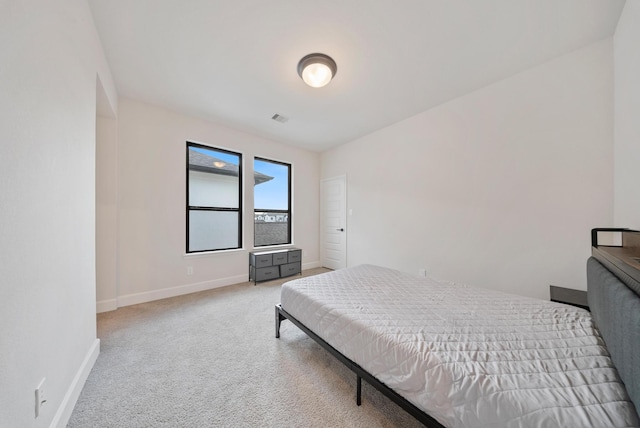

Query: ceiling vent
<box><xmin>271</xmin><ymin>113</ymin><xmax>289</xmax><ymax>124</ymax></box>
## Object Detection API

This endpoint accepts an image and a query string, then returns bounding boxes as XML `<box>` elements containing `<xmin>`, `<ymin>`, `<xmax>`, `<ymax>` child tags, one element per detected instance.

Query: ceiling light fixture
<box><xmin>297</xmin><ymin>53</ymin><xmax>337</xmax><ymax>88</ymax></box>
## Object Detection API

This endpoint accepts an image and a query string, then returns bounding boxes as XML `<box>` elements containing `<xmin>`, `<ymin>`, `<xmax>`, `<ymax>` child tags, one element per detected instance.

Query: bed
<box><xmin>275</xmin><ymin>229</ymin><xmax>640</xmax><ymax>427</ymax></box>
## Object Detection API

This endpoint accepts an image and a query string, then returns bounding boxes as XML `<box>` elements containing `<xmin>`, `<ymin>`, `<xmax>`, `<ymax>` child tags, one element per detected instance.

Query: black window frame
<box><xmin>253</xmin><ymin>157</ymin><xmax>292</xmax><ymax>247</ymax></box>
<box><xmin>186</xmin><ymin>141</ymin><xmax>243</xmax><ymax>253</ymax></box>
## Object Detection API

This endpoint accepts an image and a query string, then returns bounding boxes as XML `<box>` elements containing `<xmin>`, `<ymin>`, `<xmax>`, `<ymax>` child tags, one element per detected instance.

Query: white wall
<box><xmin>614</xmin><ymin>1</ymin><xmax>640</xmax><ymax>230</ymax></box>
<box><xmin>111</xmin><ymin>99</ymin><xmax>320</xmax><ymax>308</ymax></box>
<box><xmin>321</xmin><ymin>39</ymin><xmax>614</xmax><ymax>300</ymax></box>
<box><xmin>0</xmin><ymin>0</ymin><xmax>117</xmax><ymax>426</ymax></box>
<box><xmin>96</xmin><ymin>114</ymin><xmax>118</xmax><ymax>312</ymax></box>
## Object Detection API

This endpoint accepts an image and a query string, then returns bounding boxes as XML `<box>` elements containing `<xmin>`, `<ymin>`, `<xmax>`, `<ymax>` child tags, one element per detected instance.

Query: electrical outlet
<box><xmin>35</xmin><ymin>378</ymin><xmax>46</xmax><ymax>418</ymax></box>
<box><xmin>187</xmin><ymin>266</ymin><xmax>193</xmax><ymax>275</ymax></box>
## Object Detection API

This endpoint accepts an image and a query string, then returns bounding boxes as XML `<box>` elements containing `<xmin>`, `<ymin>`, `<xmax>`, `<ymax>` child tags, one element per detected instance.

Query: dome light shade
<box><xmin>297</xmin><ymin>53</ymin><xmax>337</xmax><ymax>88</ymax></box>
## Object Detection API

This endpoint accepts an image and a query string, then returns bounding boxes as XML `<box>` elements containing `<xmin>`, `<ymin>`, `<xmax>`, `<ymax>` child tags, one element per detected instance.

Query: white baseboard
<box><xmin>51</xmin><ymin>338</ymin><xmax>100</xmax><ymax>428</ymax></box>
<box><xmin>117</xmin><ymin>274</ymin><xmax>248</xmax><ymax>308</ymax></box>
<box><xmin>99</xmin><ymin>262</ymin><xmax>322</xmax><ymax>312</ymax></box>
<box><xmin>96</xmin><ymin>298</ymin><xmax>118</xmax><ymax>314</ymax></box>
<box><xmin>302</xmin><ymin>261</ymin><xmax>321</xmax><ymax>270</ymax></box>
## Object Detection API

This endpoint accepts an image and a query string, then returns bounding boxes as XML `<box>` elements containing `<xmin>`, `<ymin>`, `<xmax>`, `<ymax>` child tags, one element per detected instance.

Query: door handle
<box><xmin>336</xmin><ymin>228</ymin><xmax>344</xmax><ymax>232</ymax></box>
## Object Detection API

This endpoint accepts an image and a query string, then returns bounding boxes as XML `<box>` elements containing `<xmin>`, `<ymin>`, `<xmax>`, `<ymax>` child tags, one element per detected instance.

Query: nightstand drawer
<box><xmin>272</xmin><ymin>251</ymin><xmax>288</xmax><ymax>265</ymax></box>
<box><xmin>280</xmin><ymin>262</ymin><xmax>301</xmax><ymax>278</ymax></box>
<box><xmin>251</xmin><ymin>253</ymin><xmax>272</xmax><ymax>268</ymax></box>
<box><xmin>288</xmin><ymin>250</ymin><xmax>302</xmax><ymax>263</ymax></box>
<box><xmin>254</xmin><ymin>266</ymin><xmax>279</xmax><ymax>282</ymax></box>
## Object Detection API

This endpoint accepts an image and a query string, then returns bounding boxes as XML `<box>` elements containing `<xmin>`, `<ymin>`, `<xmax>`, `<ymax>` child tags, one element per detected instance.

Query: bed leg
<box><xmin>275</xmin><ymin>305</ymin><xmax>284</xmax><ymax>339</ymax></box>
<box><xmin>356</xmin><ymin>374</ymin><xmax>362</xmax><ymax>406</ymax></box>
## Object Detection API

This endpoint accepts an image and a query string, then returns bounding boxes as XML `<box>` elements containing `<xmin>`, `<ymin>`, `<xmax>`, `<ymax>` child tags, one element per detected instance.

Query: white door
<box><xmin>321</xmin><ymin>176</ymin><xmax>347</xmax><ymax>270</ymax></box>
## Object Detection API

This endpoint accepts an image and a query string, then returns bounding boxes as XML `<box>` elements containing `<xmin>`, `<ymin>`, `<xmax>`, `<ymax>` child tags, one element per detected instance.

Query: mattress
<box><xmin>280</xmin><ymin>264</ymin><xmax>640</xmax><ymax>428</ymax></box>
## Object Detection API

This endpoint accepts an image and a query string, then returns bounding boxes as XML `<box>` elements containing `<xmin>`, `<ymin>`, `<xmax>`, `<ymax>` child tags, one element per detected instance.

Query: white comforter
<box><xmin>280</xmin><ymin>264</ymin><xmax>639</xmax><ymax>428</ymax></box>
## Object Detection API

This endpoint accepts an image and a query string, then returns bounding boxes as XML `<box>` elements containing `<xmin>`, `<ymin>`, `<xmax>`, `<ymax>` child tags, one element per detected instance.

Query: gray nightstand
<box><xmin>549</xmin><ymin>285</ymin><xmax>589</xmax><ymax>310</ymax></box>
<box><xmin>249</xmin><ymin>248</ymin><xmax>301</xmax><ymax>284</ymax></box>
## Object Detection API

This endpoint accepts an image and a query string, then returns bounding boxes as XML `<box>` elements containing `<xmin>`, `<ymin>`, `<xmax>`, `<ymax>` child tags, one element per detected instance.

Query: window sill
<box><xmin>183</xmin><ymin>248</ymin><xmax>246</xmax><ymax>258</ymax></box>
<box><xmin>252</xmin><ymin>243</ymin><xmax>295</xmax><ymax>252</ymax></box>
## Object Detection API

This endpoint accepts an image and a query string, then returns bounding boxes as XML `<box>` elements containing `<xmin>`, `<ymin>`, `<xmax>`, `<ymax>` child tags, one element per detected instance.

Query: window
<box><xmin>254</xmin><ymin>157</ymin><xmax>291</xmax><ymax>247</ymax></box>
<box><xmin>186</xmin><ymin>142</ymin><xmax>242</xmax><ymax>252</ymax></box>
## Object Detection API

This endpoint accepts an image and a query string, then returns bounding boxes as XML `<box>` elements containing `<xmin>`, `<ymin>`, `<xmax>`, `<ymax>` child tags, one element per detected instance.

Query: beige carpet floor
<box><xmin>67</xmin><ymin>269</ymin><xmax>423</xmax><ymax>427</ymax></box>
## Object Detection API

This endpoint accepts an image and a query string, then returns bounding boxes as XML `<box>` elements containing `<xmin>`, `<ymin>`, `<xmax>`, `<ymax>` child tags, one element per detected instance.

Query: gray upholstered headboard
<box><xmin>587</xmin><ymin>256</ymin><xmax>640</xmax><ymax>414</ymax></box>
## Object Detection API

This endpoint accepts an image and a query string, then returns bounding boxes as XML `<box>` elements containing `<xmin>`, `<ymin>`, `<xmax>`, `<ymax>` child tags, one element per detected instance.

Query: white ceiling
<box><xmin>88</xmin><ymin>0</ymin><xmax>626</xmax><ymax>152</ymax></box>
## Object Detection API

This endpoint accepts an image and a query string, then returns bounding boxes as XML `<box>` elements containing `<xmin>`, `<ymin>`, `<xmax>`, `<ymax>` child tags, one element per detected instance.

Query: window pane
<box><xmin>187</xmin><ymin>142</ymin><xmax>242</xmax><ymax>253</ymax></box>
<box><xmin>254</xmin><ymin>212</ymin><xmax>290</xmax><ymax>246</ymax></box>
<box><xmin>254</xmin><ymin>158</ymin><xmax>291</xmax><ymax>247</ymax></box>
<box><xmin>188</xmin><ymin>146</ymin><xmax>240</xmax><ymax>208</ymax></box>
<box><xmin>188</xmin><ymin>171</ymin><xmax>239</xmax><ymax>208</ymax></box>
<box><xmin>254</xmin><ymin>159</ymin><xmax>288</xmax><ymax>210</ymax></box>
<box><xmin>188</xmin><ymin>210</ymin><xmax>239</xmax><ymax>252</ymax></box>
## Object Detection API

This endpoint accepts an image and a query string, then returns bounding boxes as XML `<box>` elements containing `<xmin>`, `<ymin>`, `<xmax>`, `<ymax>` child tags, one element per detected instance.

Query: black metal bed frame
<box><xmin>275</xmin><ymin>304</ymin><xmax>445</xmax><ymax>428</ymax></box>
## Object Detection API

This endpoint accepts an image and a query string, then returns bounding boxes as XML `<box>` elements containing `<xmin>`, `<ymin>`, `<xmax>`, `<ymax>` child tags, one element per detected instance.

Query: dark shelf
<box><xmin>550</xmin><ymin>285</ymin><xmax>589</xmax><ymax>310</ymax></box>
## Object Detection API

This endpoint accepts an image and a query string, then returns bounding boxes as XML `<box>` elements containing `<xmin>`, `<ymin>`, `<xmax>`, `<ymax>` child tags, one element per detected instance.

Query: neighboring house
<box><xmin>188</xmin><ymin>149</ymin><xmax>273</xmax><ymax>204</ymax></box>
